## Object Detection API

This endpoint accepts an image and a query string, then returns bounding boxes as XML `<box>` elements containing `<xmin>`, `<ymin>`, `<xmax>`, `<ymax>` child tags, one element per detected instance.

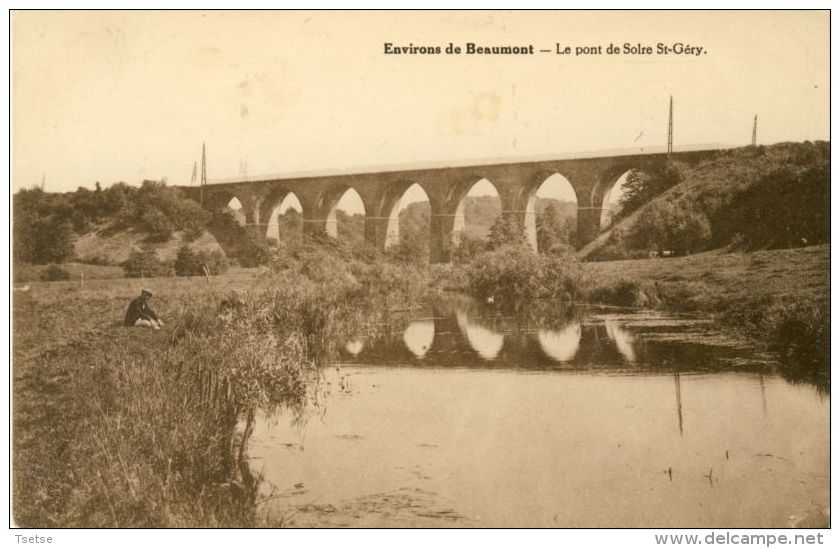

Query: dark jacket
<box><xmin>124</xmin><ymin>296</ymin><xmax>159</xmax><ymax>326</ymax></box>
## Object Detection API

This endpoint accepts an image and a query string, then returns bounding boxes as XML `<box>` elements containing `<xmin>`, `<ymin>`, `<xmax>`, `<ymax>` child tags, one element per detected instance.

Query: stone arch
<box><xmin>377</xmin><ymin>180</ymin><xmax>432</xmax><ymax>252</ymax></box>
<box><xmin>315</xmin><ymin>185</ymin><xmax>367</xmax><ymax>240</ymax></box>
<box><xmin>521</xmin><ymin>171</ymin><xmax>578</xmax><ymax>252</ymax></box>
<box><xmin>262</xmin><ymin>192</ymin><xmax>304</xmax><ymax>242</ymax></box>
<box><xmin>590</xmin><ymin>164</ymin><xmax>638</xmax><ymax>212</ymax></box>
<box><xmin>599</xmin><ymin>170</ymin><xmax>634</xmax><ymax>230</ymax></box>
<box><xmin>449</xmin><ymin>177</ymin><xmax>502</xmax><ymax>246</ymax></box>
<box><xmin>205</xmin><ymin>190</ymin><xmax>253</xmax><ymax>227</ymax></box>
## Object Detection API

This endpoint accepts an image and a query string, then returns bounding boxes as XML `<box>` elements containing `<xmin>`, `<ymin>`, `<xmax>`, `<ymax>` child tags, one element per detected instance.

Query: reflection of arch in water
<box><xmin>604</xmin><ymin>319</ymin><xmax>636</xmax><ymax>363</ymax></box>
<box><xmin>345</xmin><ymin>339</ymin><xmax>364</xmax><ymax>356</ymax></box>
<box><xmin>537</xmin><ymin>323</ymin><xmax>581</xmax><ymax>362</ymax></box>
<box><xmin>456</xmin><ymin>311</ymin><xmax>504</xmax><ymax>360</ymax></box>
<box><xmin>403</xmin><ymin>320</ymin><xmax>435</xmax><ymax>358</ymax></box>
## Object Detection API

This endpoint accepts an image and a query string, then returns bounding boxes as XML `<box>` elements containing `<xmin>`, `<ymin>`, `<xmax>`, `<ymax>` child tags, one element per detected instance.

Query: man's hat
<box><xmin>141</xmin><ymin>288</ymin><xmax>153</xmax><ymax>296</ymax></box>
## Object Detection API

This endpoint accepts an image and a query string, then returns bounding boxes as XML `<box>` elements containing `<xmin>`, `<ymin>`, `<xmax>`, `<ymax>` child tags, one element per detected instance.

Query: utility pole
<box><xmin>667</xmin><ymin>95</ymin><xmax>674</xmax><ymax>159</ymax></box>
<box><xmin>751</xmin><ymin>114</ymin><xmax>758</xmax><ymax>146</ymax></box>
<box><xmin>200</xmin><ymin>142</ymin><xmax>207</xmax><ymax>207</ymax></box>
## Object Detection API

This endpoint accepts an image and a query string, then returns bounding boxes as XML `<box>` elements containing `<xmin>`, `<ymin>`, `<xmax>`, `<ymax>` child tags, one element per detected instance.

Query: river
<box><xmin>249</xmin><ymin>299</ymin><xmax>829</xmax><ymax>528</ymax></box>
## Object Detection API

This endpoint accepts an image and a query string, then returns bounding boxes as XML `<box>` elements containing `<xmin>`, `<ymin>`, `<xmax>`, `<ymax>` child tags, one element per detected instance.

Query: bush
<box><xmin>589</xmin><ymin>279</ymin><xmax>657</xmax><ymax>308</ymax></box>
<box><xmin>385</xmin><ymin>229</ymin><xmax>428</xmax><ymax>265</ymax></box>
<box><xmin>628</xmin><ymin>198</ymin><xmax>711</xmax><ymax>255</ymax></box>
<box><xmin>766</xmin><ymin>301</ymin><xmax>829</xmax><ymax>373</ymax></box>
<box><xmin>715</xmin><ymin>297</ymin><xmax>829</xmax><ymax>390</ymax></box>
<box><xmin>174</xmin><ymin>245</ymin><xmax>202</xmax><ymax>276</ymax></box>
<box><xmin>175</xmin><ymin>245</ymin><xmax>230</xmax><ymax>277</ymax></box>
<box><xmin>122</xmin><ymin>249</ymin><xmax>171</xmax><ymax>278</ymax></box>
<box><xmin>465</xmin><ymin>244</ymin><xmax>590</xmax><ymax>308</ymax></box>
<box><xmin>40</xmin><ymin>265</ymin><xmax>72</xmax><ymax>282</ymax></box>
<box><xmin>140</xmin><ymin>208</ymin><xmax>174</xmax><ymax>242</ymax></box>
<box><xmin>205</xmin><ymin>249</ymin><xmax>229</xmax><ymax>275</ymax></box>
<box><xmin>448</xmin><ymin>234</ymin><xmax>485</xmax><ymax>264</ymax></box>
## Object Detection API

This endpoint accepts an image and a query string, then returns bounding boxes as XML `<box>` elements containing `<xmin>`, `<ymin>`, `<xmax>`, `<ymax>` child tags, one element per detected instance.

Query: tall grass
<box><xmin>14</xmin><ymin>285</ymin><xmax>333</xmax><ymax>526</ymax></box>
<box><xmin>13</xmin><ymin>237</ymin><xmax>431</xmax><ymax>527</ymax></box>
<box><xmin>715</xmin><ymin>297</ymin><xmax>830</xmax><ymax>390</ymax></box>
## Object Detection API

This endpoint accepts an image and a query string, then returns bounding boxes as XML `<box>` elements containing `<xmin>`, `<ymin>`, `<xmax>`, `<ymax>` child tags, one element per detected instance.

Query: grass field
<box><xmin>585</xmin><ymin>244</ymin><xmax>829</xmax><ymax>311</ymax></box>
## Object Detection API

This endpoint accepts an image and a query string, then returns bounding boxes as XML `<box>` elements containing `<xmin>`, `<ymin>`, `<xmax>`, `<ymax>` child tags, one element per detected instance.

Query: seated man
<box><xmin>124</xmin><ymin>288</ymin><xmax>165</xmax><ymax>329</ymax></box>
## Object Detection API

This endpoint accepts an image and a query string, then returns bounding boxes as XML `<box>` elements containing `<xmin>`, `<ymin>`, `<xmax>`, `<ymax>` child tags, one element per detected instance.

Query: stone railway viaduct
<box><xmin>179</xmin><ymin>149</ymin><xmax>719</xmax><ymax>263</ymax></box>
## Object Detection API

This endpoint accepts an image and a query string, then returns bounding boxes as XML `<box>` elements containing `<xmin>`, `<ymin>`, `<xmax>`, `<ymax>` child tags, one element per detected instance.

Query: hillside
<box><xmin>582</xmin><ymin>141</ymin><xmax>829</xmax><ymax>260</ymax></box>
<box><xmin>75</xmin><ymin>227</ymin><xmax>225</xmax><ymax>265</ymax></box>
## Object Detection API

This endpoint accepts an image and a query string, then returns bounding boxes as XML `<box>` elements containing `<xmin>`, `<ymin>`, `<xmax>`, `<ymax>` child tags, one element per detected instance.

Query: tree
<box><xmin>619</xmin><ymin>162</ymin><xmax>688</xmax><ymax>216</ymax></box>
<box><xmin>487</xmin><ymin>215</ymin><xmax>526</xmax><ymax>250</ymax></box>
<box><xmin>123</xmin><ymin>249</ymin><xmax>171</xmax><ymax>278</ymax></box>
<box><xmin>13</xmin><ymin>187</ymin><xmax>76</xmax><ymax>264</ymax></box>
<box><xmin>536</xmin><ymin>204</ymin><xmax>574</xmax><ymax>254</ymax></box>
<box><xmin>385</xmin><ymin>227</ymin><xmax>428</xmax><ymax>264</ymax></box>
<box><xmin>629</xmin><ymin>199</ymin><xmax>711</xmax><ymax>254</ymax></box>
<box><xmin>174</xmin><ymin>245</ymin><xmax>202</xmax><ymax>276</ymax></box>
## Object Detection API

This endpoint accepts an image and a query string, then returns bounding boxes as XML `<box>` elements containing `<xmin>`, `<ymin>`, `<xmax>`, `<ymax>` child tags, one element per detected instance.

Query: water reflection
<box><xmin>345</xmin><ymin>339</ymin><xmax>364</xmax><ymax>356</ymax></box>
<box><xmin>456</xmin><ymin>311</ymin><xmax>504</xmax><ymax>360</ymax></box>
<box><xmin>605</xmin><ymin>319</ymin><xmax>636</xmax><ymax>363</ymax></box>
<box><xmin>253</xmin><ymin>298</ymin><xmax>828</xmax><ymax>528</ymax></box>
<box><xmin>537</xmin><ymin>324</ymin><xmax>581</xmax><ymax>362</ymax></box>
<box><xmin>340</xmin><ymin>301</ymin><xmax>774</xmax><ymax>377</ymax></box>
<box><xmin>403</xmin><ymin>320</ymin><xmax>434</xmax><ymax>358</ymax></box>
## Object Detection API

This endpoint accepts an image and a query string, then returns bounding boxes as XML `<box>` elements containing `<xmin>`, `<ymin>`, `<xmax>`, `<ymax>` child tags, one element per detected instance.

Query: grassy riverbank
<box><xmin>12</xmin><ymin>241</ymin><xmax>829</xmax><ymax>526</ymax></box>
<box><xmin>12</xmin><ymin>256</ymin><xmax>429</xmax><ymax>526</ymax></box>
<box><xmin>585</xmin><ymin>244</ymin><xmax>830</xmax><ymax>387</ymax></box>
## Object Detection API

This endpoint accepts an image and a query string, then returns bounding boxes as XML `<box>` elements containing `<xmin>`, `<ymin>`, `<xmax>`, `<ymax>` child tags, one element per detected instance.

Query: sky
<box><xmin>13</xmin><ymin>10</ymin><xmax>829</xmax><ymax>215</ymax></box>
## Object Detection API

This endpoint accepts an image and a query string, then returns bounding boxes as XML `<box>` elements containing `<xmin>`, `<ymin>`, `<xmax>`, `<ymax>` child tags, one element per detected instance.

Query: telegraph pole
<box><xmin>200</xmin><ymin>142</ymin><xmax>207</xmax><ymax>207</ymax></box>
<box><xmin>751</xmin><ymin>114</ymin><xmax>758</xmax><ymax>146</ymax></box>
<box><xmin>667</xmin><ymin>95</ymin><xmax>674</xmax><ymax>159</ymax></box>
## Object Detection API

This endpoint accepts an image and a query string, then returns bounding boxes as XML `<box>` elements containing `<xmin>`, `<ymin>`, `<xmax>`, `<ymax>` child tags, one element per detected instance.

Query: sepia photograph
<box><xmin>10</xmin><ymin>9</ymin><xmax>830</xmax><ymax>533</ymax></box>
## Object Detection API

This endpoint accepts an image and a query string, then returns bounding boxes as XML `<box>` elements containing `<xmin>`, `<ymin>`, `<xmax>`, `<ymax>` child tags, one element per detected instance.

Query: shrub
<box><xmin>139</xmin><ymin>208</ymin><xmax>174</xmax><ymax>242</ymax></box>
<box><xmin>448</xmin><ymin>234</ymin><xmax>485</xmax><ymax>264</ymax></box>
<box><xmin>766</xmin><ymin>301</ymin><xmax>829</xmax><ymax>373</ymax></box>
<box><xmin>487</xmin><ymin>215</ymin><xmax>526</xmax><ymax>250</ymax></box>
<box><xmin>40</xmin><ymin>264</ymin><xmax>72</xmax><ymax>282</ymax></box>
<box><xmin>175</xmin><ymin>245</ymin><xmax>230</xmax><ymax>277</ymax></box>
<box><xmin>385</xmin><ymin>229</ymin><xmax>428</xmax><ymax>265</ymax></box>
<box><xmin>589</xmin><ymin>279</ymin><xmax>656</xmax><ymax>308</ymax></box>
<box><xmin>628</xmin><ymin>198</ymin><xmax>712</xmax><ymax>255</ymax></box>
<box><xmin>122</xmin><ymin>249</ymin><xmax>171</xmax><ymax>278</ymax></box>
<box><xmin>174</xmin><ymin>245</ymin><xmax>202</xmax><ymax>276</ymax></box>
<box><xmin>464</xmin><ymin>244</ymin><xmax>590</xmax><ymax>308</ymax></box>
<box><xmin>205</xmin><ymin>249</ymin><xmax>229</xmax><ymax>275</ymax></box>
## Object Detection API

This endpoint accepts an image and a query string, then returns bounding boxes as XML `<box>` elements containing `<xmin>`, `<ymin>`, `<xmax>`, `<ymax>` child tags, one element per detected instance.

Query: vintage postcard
<box><xmin>10</xmin><ymin>9</ymin><xmax>830</xmax><ymax>537</ymax></box>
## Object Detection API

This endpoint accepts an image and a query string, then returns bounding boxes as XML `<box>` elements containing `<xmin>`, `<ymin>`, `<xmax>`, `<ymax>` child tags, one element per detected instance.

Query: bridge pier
<box><xmin>253</xmin><ymin>222</ymin><xmax>270</xmax><ymax>240</ymax></box>
<box><xmin>576</xmin><ymin>207</ymin><xmax>604</xmax><ymax>247</ymax></box>
<box><xmin>429</xmin><ymin>211</ymin><xmax>458</xmax><ymax>263</ymax></box>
